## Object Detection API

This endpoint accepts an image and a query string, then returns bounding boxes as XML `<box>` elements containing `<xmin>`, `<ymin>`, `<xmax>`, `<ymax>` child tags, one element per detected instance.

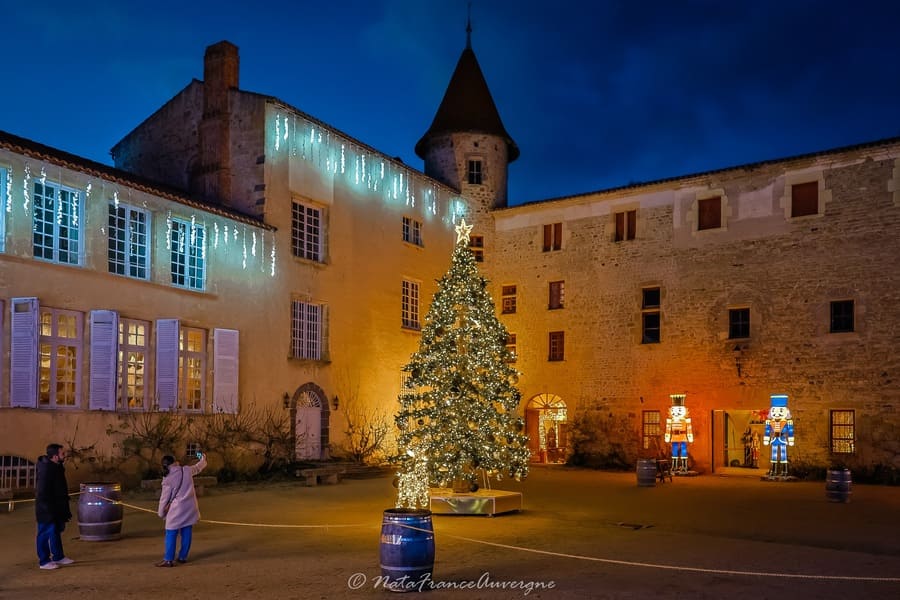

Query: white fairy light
<box><xmin>113</xmin><ymin>190</ymin><xmax>119</xmax><ymax>210</ymax></box>
<box><xmin>71</xmin><ymin>191</ymin><xmax>79</xmax><ymax>227</ymax></box>
<box><xmin>223</xmin><ymin>224</ymin><xmax>229</xmax><ymax>247</ymax></box>
<box><xmin>252</xmin><ymin>230</ymin><xmax>257</xmax><ymax>256</ymax></box>
<box><xmin>275</xmin><ymin>115</ymin><xmax>281</xmax><ymax>151</ymax></box>
<box><xmin>283</xmin><ymin>115</ymin><xmax>289</xmax><ymax>142</ymax></box>
<box><xmin>5</xmin><ymin>167</ymin><xmax>12</xmax><ymax>213</ymax></box>
<box><xmin>341</xmin><ymin>144</ymin><xmax>345</xmax><ymax>174</ymax></box>
<box><xmin>214</xmin><ymin>222</ymin><xmax>219</xmax><ymax>249</ymax></box>
<box><xmin>269</xmin><ymin>232</ymin><xmax>276</xmax><ymax>277</ymax></box>
<box><xmin>165</xmin><ymin>211</ymin><xmax>172</xmax><ymax>251</ymax></box>
<box><xmin>23</xmin><ymin>165</ymin><xmax>30</xmax><ymax>214</ymax></box>
<box><xmin>242</xmin><ymin>228</ymin><xmax>247</xmax><ymax>269</ymax></box>
<box><xmin>190</xmin><ymin>215</ymin><xmax>197</xmax><ymax>246</ymax></box>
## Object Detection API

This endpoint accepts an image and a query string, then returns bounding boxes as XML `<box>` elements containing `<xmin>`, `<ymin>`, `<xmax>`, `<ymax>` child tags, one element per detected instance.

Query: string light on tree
<box><xmin>393</xmin><ymin>221</ymin><xmax>530</xmax><ymax>508</ymax></box>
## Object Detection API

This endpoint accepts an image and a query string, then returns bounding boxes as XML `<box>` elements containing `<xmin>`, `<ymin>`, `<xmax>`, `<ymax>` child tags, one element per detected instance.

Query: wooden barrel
<box><xmin>379</xmin><ymin>508</ymin><xmax>435</xmax><ymax>590</ymax></box>
<box><xmin>636</xmin><ymin>459</ymin><xmax>657</xmax><ymax>487</ymax></box>
<box><xmin>77</xmin><ymin>482</ymin><xmax>123</xmax><ymax>541</ymax></box>
<box><xmin>825</xmin><ymin>469</ymin><xmax>852</xmax><ymax>503</ymax></box>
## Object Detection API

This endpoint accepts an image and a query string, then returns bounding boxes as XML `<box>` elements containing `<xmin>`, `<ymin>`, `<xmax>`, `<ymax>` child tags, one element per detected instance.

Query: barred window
<box><xmin>108</xmin><ymin>203</ymin><xmax>149</xmax><ymax>279</ymax></box>
<box><xmin>291</xmin><ymin>300</ymin><xmax>324</xmax><ymax>360</ymax></box>
<box><xmin>642</xmin><ymin>410</ymin><xmax>661</xmax><ymax>450</ymax></box>
<box><xmin>830</xmin><ymin>410</ymin><xmax>855</xmax><ymax>454</ymax></box>
<box><xmin>291</xmin><ymin>201</ymin><xmax>323</xmax><ymax>262</ymax></box>
<box><xmin>402</xmin><ymin>280</ymin><xmax>420</xmax><ymax>330</ymax></box>
<box><xmin>170</xmin><ymin>218</ymin><xmax>206</xmax><ymax>290</ymax></box>
<box><xmin>33</xmin><ymin>181</ymin><xmax>82</xmax><ymax>265</ymax></box>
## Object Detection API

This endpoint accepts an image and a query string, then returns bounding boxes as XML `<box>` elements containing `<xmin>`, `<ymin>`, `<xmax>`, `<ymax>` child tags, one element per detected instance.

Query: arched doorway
<box><xmin>291</xmin><ymin>383</ymin><xmax>330</xmax><ymax>461</ymax></box>
<box><xmin>525</xmin><ymin>394</ymin><xmax>568</xmax><ymax>463</ymax></box>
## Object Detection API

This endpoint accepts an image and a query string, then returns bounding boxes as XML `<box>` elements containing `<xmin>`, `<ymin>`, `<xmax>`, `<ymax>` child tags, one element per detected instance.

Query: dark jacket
<box><xmin>35</xmin><ymin>456</ymin><xmax>72</xmax><ymax>524</ymax></box>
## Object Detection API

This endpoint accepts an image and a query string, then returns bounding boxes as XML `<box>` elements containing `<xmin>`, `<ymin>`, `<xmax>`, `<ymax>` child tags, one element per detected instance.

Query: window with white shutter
<box><xmin>155</xmin><ymin>319</ymin><xmax>179</xmax><ymax>411</ymax></box>
<box><xmin>39</xmin><ymin>308</ymin><xmax>83</xmax><ymax>408</ymax></box>
<box><xmin>10</xmin><ymin>298</ymin><xmax>39</xmax><ymax>408</ymax></box>
<box><xmin>213</xmin><ymin>329</ymin><xmax>239</xmax><ymax>414</ymax></box>
<box><xmin>89</xmin><ymin>310</ymin><xmax>119</xmax><ymax>411</ymax></box>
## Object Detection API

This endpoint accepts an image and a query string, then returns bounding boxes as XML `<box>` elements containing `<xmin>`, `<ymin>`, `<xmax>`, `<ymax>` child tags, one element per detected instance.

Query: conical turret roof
<box><xmin>415</xmin><ymin>46</ymin><xmax>519</xmax><ymax>162</ymax></box>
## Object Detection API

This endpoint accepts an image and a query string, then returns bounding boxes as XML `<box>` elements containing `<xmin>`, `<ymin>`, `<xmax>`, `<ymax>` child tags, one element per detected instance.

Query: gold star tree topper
<box><xmin>455</xmin><ymin>218</ymin><xmax>474</xmax><ymax>244</ymax></box>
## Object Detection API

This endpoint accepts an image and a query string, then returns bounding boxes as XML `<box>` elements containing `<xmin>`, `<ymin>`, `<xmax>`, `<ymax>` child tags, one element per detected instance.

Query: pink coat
<box><xmin>157</xmin><ymin>455</ymin><xmax>208</xmax><ymax>530</ymax></box>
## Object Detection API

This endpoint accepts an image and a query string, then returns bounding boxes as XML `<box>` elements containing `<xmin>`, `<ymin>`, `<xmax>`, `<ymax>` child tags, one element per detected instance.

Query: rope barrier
<box><xmin>7</xmin><ymin>490</ymin><xmax>899</xmax><ymax>583</ymax></box>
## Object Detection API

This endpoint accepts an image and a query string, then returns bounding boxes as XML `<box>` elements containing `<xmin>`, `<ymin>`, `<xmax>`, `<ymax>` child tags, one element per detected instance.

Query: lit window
<box><xmin>118</xmin><ymin>318</ymin><xmax>150</xmax><ymax>410</ymax></box>
<box><xmin>642</xmin><ymin>287</ymin><xmax>661</xmax><ymax>344</ymax></box>
<box><xmin>467</xmin><ymin>159</ymin><xmax>482</xmax><ymax>185</ymax></box>
<box><xmin>108</xmin><ymin>203</ymin><xmax>149</xmax><ymax>279</ymax></box>
<box><xmin>728</xmin><ymin>308</ymin><xmax>750</xmax><ymax>339</ymax></box>
<box><xmin>291</xmin><ymin>201</ymin><xmax>324</xmax><ymax>262</ymax></box>
<box><xmin>542</xmin><ymin>223</ymin><xmax>562</xmax><ymax>252</ymax></box>
<box><xmin>402</xmin><ymin>216</ymin><xmax>423</xmax><ymax>246</ymax></box>
<box><xmin>830</xmin><ymin>410</ymin><xmax>855</xmax><ymax>454</ymax></box>
<box><xmin>830</xmin><ymin>300</ymin><xmax>854</xmax><ymax>333</ymax></box>
<box><xmin>291</xmin><ymin>300</ymin><xmax>324</xmax><ymax>360</ymax></box>
<box><xmin>698</xmin><ymin>196</ymin><xmax>722</xmax><ymax>230</ymax></box>
<box><xmin>33</xmin><ymin>181</ymin><xmax>82</xmax><ymax>265</ymax></box>
<box><xmin>506</xmin><ymin>333</ymin><xmax>517</xmax><ymax>363</ymax></box>
<box><xmin>179</xmin><ymin>327</ymin><xmax>207</xmax><ymax>411</ymax></box>
<box><xmin>501</xmin><ymin>285</ymin><xmax>517</xmax><ymax>314</ymax></box>
<box><xmin>549</xmin><ymin>281</ymin><xmax>565</xmax><ymax>310</ymax></box>
<box><xmin>614</xmin><ymin>210</ymin><xmax>636</xmax><ymax>242</ymax></box>
<box><xmin>402</xmin><ymin>280</ymin><xmax>420</xmax><ymax>330</ymax></box>
<box><xmin>170</xmin><ymin>218</ymin><xmax>206</xmax><ymax>290</ymax></box>
<box><xmin>548</xmin><ymin>331</ymin><xmax>565</xmax><ymax>361</ymax></box>
<box><xmin>39</xmin><ymin>308</ymin><xmax>83</xmax><ymax>408</ymax></box>
<box><xmin>642</xmin><ymin>410</ymin><xmax>661</xmax><ymax>450</ymax></box>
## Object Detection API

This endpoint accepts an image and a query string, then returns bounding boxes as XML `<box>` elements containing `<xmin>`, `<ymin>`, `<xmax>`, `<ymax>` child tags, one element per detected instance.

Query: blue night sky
<box><xmin>2</xmin><ymin>0</ymin><xmax>898</xmax><ymax>205</ymax></box>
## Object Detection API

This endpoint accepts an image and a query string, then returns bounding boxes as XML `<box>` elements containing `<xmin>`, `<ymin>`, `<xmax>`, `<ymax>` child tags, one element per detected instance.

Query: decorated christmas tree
<box><xmin>395</xmin><ymin>219</ymin><xmax>530</xmax><ymax>508</ymax></box>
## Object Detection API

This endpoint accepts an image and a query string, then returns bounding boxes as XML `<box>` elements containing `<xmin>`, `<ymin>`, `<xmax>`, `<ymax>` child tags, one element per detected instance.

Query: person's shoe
<box><xmin>54</xmin><ymin>557</ymin><xmax>75</xmax><ymax>565</ymax></box>
<box><xmin>155</xmin><ymin>560</ymin><xmax>175</xmax><ymax>567</ymax></box>
<box><xmin>39</xmin><ymin>562</ymin><xmax>59</xmax><ymax>570</ymax></box>
<box><xmin>176</xmin><ymin>558</ymin><xmax>187</xmax><ymax>564</ymax></box>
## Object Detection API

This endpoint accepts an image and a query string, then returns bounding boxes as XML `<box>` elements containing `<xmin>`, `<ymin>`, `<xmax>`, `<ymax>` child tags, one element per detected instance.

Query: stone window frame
<box><xmin>830</xmin><ymin>409</ymin><xmax>855</xmax><ymax>454</ymax></box>
<box><xmin>780</xmin><ymin>170</ymin><xmax>832</xmax><ymax>220</ymax></box>
<box><xmin>689</xmin><ymin>188</ymin><xmax>730</xmax><ymax>235</ymax></box>
<box><xmin>466</xmin><ymin>156</ymin><xmax>484</xmax><ymax>185</ymax></box>
<box><xmin>501</xmin><ymin>284</ymin><xmax>517</xmax><ymax>314</ymax></box>
<box><xmin>613</xmin><ymin>208</ymin><xmax>637</xmax><ymax>242</ymax></box>
<box><xmin>728</xmin><ymin>306</ymin><xmax>751</xmax><ymax>340</ymax></box>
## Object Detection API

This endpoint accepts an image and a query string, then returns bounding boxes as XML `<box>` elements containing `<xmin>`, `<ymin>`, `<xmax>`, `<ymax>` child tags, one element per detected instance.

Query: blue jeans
<box><xmin>164</xmin><ymin>525</ymin><xmax>193</xmax><ymax>561</ymax></box>
<box><xmin>36</xmin><ymin>521</ymin><xmax>66</xmax><ymax>565</ymax></box>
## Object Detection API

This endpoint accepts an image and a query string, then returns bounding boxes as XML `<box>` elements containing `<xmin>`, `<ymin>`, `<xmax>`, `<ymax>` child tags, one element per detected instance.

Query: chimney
<box><xmin>196</xmin><ymin>41</ymin><xmax>239</xmax><ymax>206</ymax></box>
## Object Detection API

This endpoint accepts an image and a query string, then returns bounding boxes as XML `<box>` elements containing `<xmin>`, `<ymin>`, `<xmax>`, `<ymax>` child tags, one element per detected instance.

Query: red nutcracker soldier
<box><xmin>664</xmin><ymin>394</ymin><xmax>694</xmax><ymax>473</ymax></box>
<box><xmin>763</xmin><ymin>394</ymin><xmax>794</xmax><ymax>476</ymax></box>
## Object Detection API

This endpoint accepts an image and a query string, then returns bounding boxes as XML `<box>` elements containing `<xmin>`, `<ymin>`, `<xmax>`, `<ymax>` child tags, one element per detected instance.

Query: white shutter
<box><xmin>155</xmin><ymin>319</ymin><xmax>179</xmax><ymax>411</ymax></box>
<box><xmin>10</xmin><ymin>298</ymin><xmax>39</xmax><ymax>408</ymax></box>
<box><xmin>89</xmin><ymin>310</ymin><xmax>119</xmax><ymax>411</ymax></box>
<box><xmin>213</xmin><ymin>328</ymin><xmax>239</xmax><ymax>414</ymax></box>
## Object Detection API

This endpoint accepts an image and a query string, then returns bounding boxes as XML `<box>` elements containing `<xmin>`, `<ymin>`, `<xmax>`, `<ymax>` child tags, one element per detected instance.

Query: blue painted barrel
<box><xmin>379</xmin><ymin>508</ymin><xmax>435</xmax><ymax>589</ymax></box>
<box><xmin>825</xmin><ymin>469</ymin><xmax>852</xmax><ymax>503</ymax></box>
<box><xmin>77</xmin><ymin>482</ymin><xmax>123</xmax><ymax>541</ymax></box>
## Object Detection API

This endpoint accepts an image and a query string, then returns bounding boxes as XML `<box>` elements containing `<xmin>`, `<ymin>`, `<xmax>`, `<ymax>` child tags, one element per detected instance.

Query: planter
<box><xmin>379</xmin><ymin>508</ymin><xmax>435</xmax><ymax>590</ymax></box>
<box><xmin>77</xmin><ymin>482</ymin><xmax>123</xmax><ymax>541</ymax></box>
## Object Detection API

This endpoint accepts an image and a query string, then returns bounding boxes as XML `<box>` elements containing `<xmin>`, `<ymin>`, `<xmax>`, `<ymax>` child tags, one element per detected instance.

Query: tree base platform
<box><xmin>429</xmin><ymin>488</ymin><xmax>522</xmax><ymax>516</ymax></box>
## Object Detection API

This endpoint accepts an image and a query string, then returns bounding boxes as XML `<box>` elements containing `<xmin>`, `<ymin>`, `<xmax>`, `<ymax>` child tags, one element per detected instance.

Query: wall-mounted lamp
<box><xmin>733</xmin><ymin>345</ymin><xmax>744</xmax><ymax>378</ymax></box>
<box><xmin>332</xmin><ymin>396</ymin><xmax>339</xmax><ymax>411</ymax></box>
<box><xmin>282</xmin><ymin>392</ymin><xmax>290</xmax><ymax>409</ymax></box>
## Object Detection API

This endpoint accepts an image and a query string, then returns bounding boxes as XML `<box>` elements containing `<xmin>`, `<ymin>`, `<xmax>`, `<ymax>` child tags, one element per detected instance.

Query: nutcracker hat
<box><xmin>669</xmin><ymin>393</ymin><xmax>686</xmax><ymax>406</ymax></box>
<box><xmin>769</xmin><ymin>394</ymin><xmax>789</xmax><ymax>407</ymax></box>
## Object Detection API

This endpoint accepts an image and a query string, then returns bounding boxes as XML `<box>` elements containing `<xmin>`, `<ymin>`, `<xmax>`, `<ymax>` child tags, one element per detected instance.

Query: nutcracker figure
<box><xmin>664</xmin><ymin>394</ymin><xmax>694</xmax><ymax>472</ymax></box>
<box><xmin>763</xmin><ymin>394</ymin><xmax>794</xmax><ymax>476</ymax></box>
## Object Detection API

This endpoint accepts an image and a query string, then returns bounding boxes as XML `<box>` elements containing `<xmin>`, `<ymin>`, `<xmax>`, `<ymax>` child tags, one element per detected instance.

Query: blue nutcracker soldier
<box><xmin>763</xmin><ymin>394</ymin><xmax>794</xmax><ymax>476</ymax></box>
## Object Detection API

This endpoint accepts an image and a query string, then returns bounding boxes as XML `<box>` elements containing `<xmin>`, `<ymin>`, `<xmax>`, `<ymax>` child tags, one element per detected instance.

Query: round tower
<box><xmin>415</xmin><ymin>23</ymin><xmax>518</xmax><ymax>211</ymax></box>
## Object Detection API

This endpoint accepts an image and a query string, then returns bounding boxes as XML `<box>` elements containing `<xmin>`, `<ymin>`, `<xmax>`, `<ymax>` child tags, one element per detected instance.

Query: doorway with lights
<box><xmin>712</xmin><ymin>408</ymin><xmax>769</xmax><ymax>474</ymax></box>
<box><xmin>525</xmin><ymin>394</ymin><xmax>569</xmax><ymax>463</ymax></box>
<box><xmin>291</xmin><ymin>383</ymin><xmax>330</xmax><ymax>461</ymax></box>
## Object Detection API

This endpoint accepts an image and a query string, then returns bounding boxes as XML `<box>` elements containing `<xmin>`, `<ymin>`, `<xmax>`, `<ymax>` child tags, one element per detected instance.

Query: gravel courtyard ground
<box><xmin>1</xmin><ymin>467</ymin><xmax>898</xmax><ymax>599</ymax></box>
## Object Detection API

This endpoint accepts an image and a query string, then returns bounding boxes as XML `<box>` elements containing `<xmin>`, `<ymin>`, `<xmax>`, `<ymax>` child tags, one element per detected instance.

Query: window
<box><xmin>728</xmin><ymin>308</ymin><xmax>750</xmax><ymax>339</ymax></box>
<box><xmin>830</xmin><ymin>300</ymin><xmax>854</xmax><ymax>333</ymax></box>
<box><xmin>291</xmin><ymin>300</ymin><xmax>324</xmax><ymax>360</ymax></box>
<box><xmin>698</xmin><ymin>196</ymin><xmax>722</xmax><ymax>230</ymax></box>
<box><xmin>549</xmin><ymin>281</ymin><xmax>565</xmax><ymax>310</ymax></box>
<box><xmin>291</xmin><ymin>201</ymin><xmax>323</xmax><ymax>262</ymax></box>
<box><xmin>642</xmin><ymin>410</ymin><xmax>661</xmax><ymax>450</ymax></box>
<box><xmin>39</xmin><ymin>308</ymin><xmax>83</xmax><ymax>408</ymax></box>
<box><xmin>548</xmin><ymin>331</ymin><xmax>565</xmax><ymax>361</ymax></box>
<box><xmin>542</xmin><ymin>223</ymin><xmax>562</xmax><ymax>252</ymax></box>
<box><xmin>108</xmin><ymin>203</ymin><xmax>149</xmax><ymax>279</ymax></box>
<box><xmin>791</xmin><ymin>181</ymin><xmax>818</xmax><ymax>217</ymax></box>
<box><xmin>33</xmin><ymin>180</ymin><xmax>82</xmax><ymax>265</ymax></box>
<box><xmin>467</xmin><ymin>159</ymin><xmax>482</xmax><ymax>185</ymax></box>
<box><xmin>0</xmin><ymin>168</ymin><xmax>7</xmax><ymax>252</ymax></box>
<box><xmin>614</xmin><ymin>210</ymin><xmax>636</xmax><ymax>242</ymax></box>
<box><xmin>830</xmin><ymin>410</ymin><xmax>855</xmax><ymax>454</ymax></box>
<box><xmin>402</xmin><ymin>216</ymin><xmax>423</xmax><ymax>246</ymax></box>
<box><xmin>179</xmin><ymin>327</ymin><xmax>207</xmax><ymax>411</ymax></box>
<box><xmin>401</xmin><ymin>279</ymin><xmax>420</xmax><ymax>330</ymax></box>
<box><xmin>501</xmin><ymin>285</ymin><xmax>517</xmax><ymax>314</ymax></box>
<box><xmin>118</xmin><ymin>318</ymin><xmax>150</xmax><ymax>410</ymax></box>
<box><xmin>170</xmin><ymin>218</ymin><xmax>206</xmax><ymax>290</ymax></box>
<box><xmin>641</xmin><ymin>287</ymin><xmax>661</xmax><ymax>344</ymax></box>
<box><xmin>505</xmin><ymin>333</ymin><xmax>517</xmax><ymax>362</ymax></box>
<box><xmin>469</xmin><ymin>235</ymin><xmax>484</xmax><ymax>262</ymax></box>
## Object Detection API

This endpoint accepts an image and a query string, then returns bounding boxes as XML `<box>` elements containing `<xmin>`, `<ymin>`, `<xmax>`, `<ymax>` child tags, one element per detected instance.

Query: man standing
<box><xmin>35</xmin><ymin>443</ymin><xmax>74</xmax><ymax>570</ymax></box>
